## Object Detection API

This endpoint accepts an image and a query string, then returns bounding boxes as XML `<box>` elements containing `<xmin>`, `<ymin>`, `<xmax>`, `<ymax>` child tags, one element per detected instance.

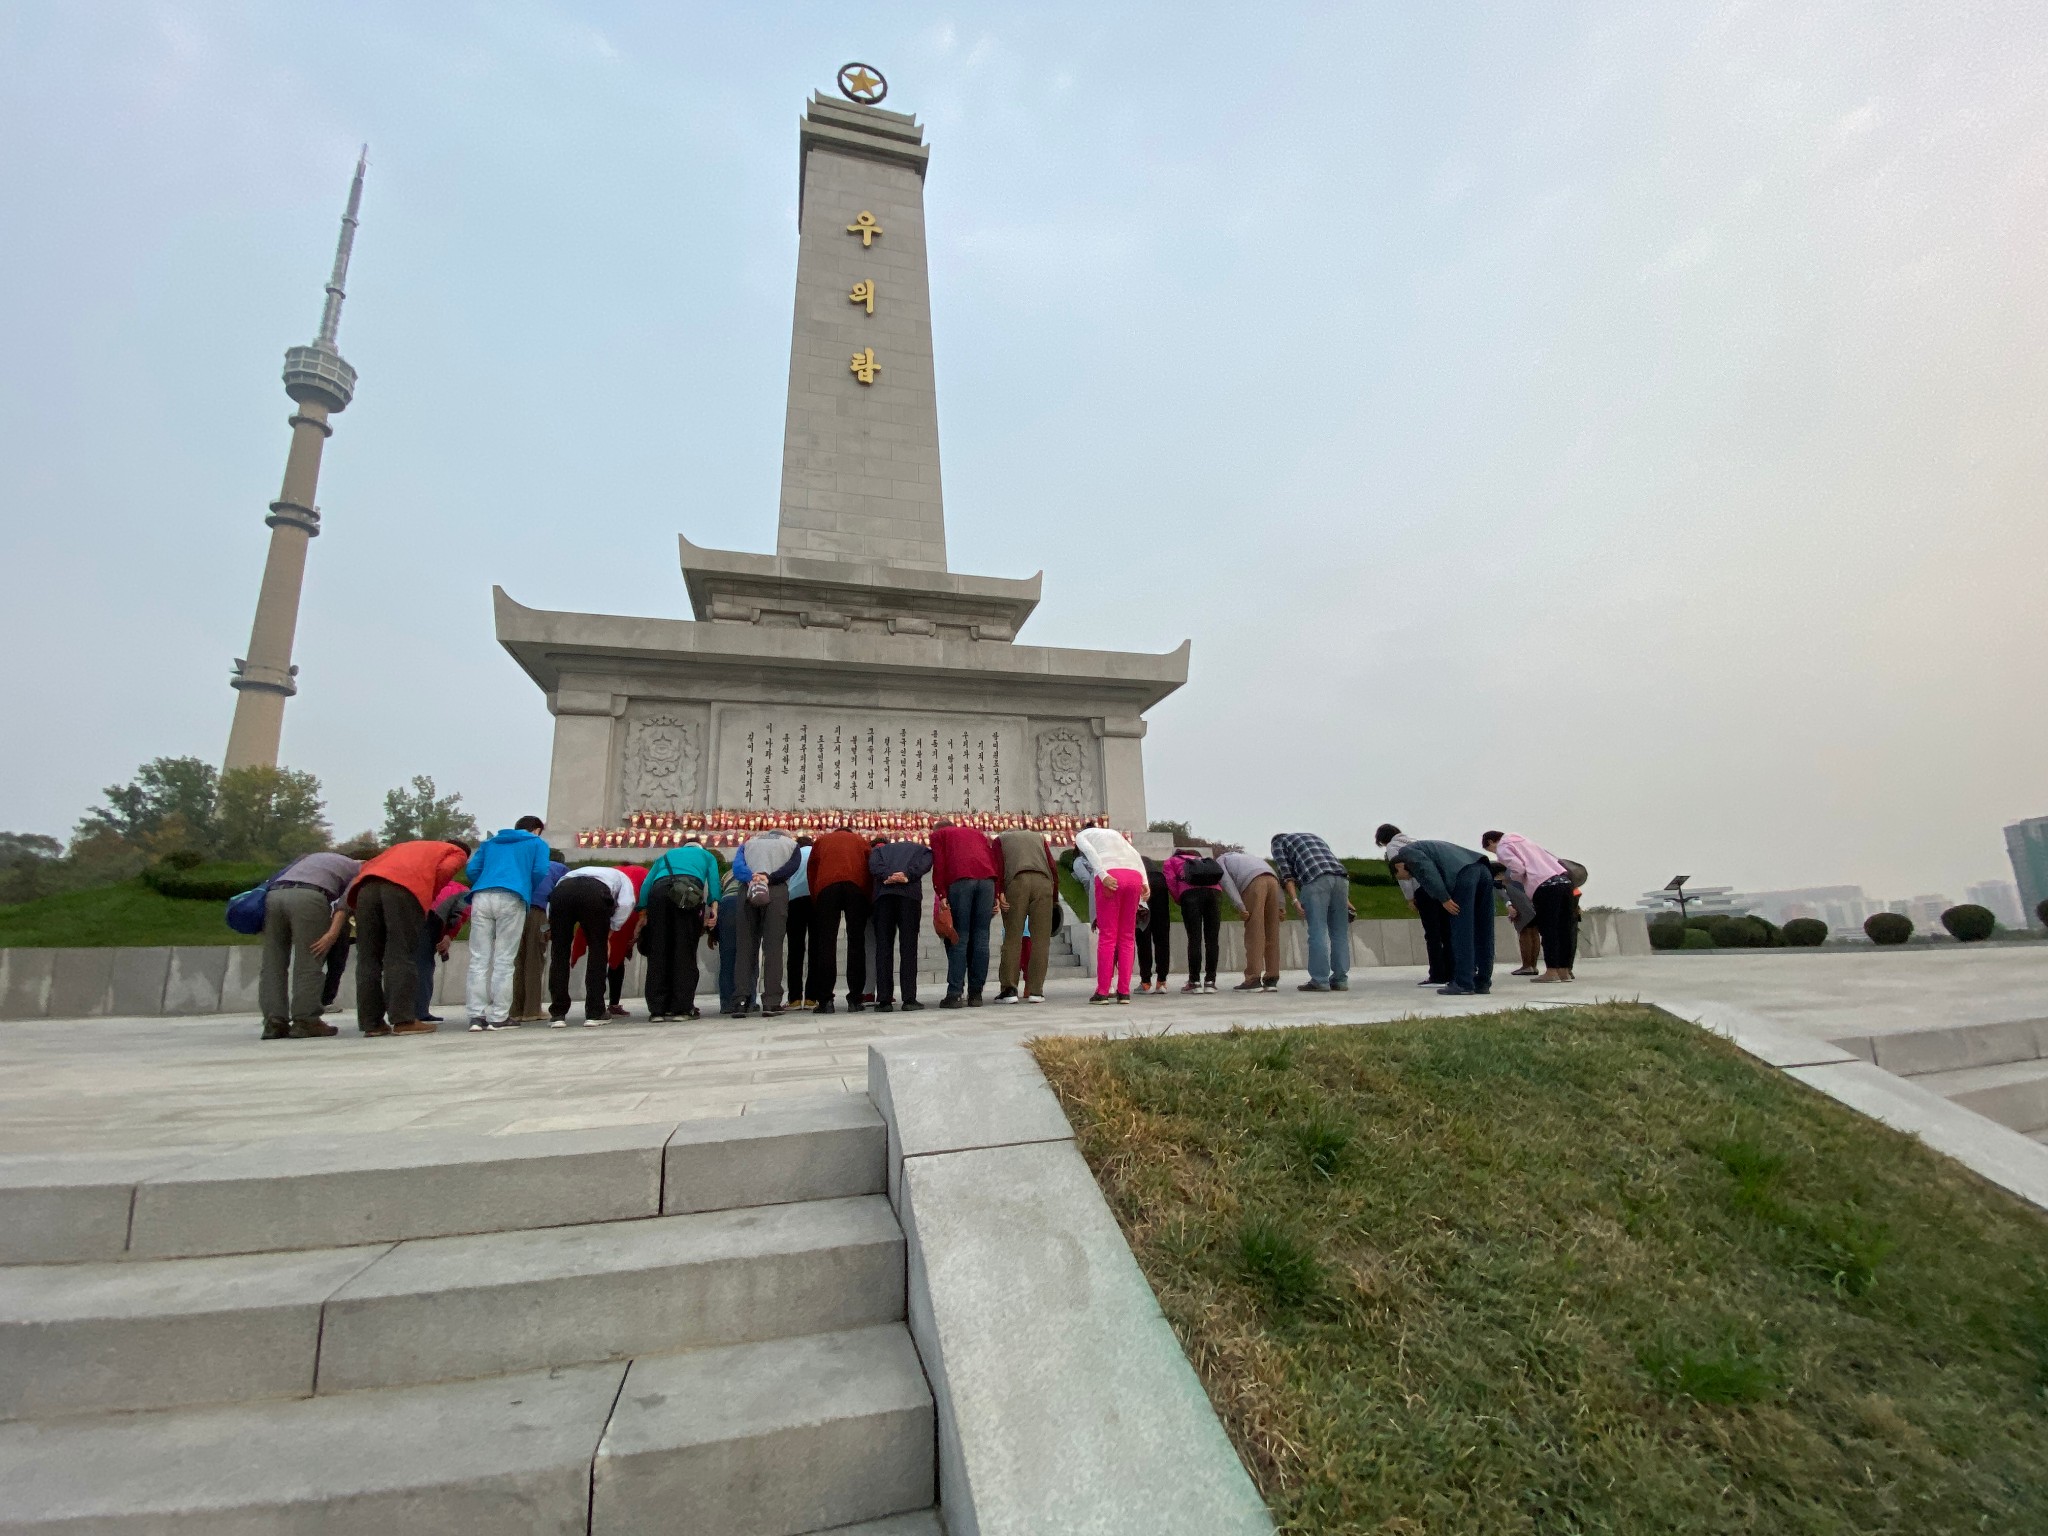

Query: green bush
<box><xmin>1710</xmin><ymin>915</ymin><xmax>1779</xmax><ymax>948</ymax></box>
<box><xmin>1782</xmin><ymin>918</ymin><xmax>1828</xmax><ymax>947</ymax></box>
<box><xmin>1864</xmin><ymin>912</ymin><xmax>1914</xmax><ymax>946</ymax></box>
<box><xmin>139</xmin><ymin>859</ymin><xmax>277</xmax><ymax>902</ymax></box>
<box><xmin>1681</xmin><ymin>928</ymin><xmax>1717</xmax><ymax>950</ymax></box>
<box><xmin>1940</xmin><ymin>904</ymin><xmax>1996</xmax><ymax>943</ymax></box>
<box><xmin>2038</xmin><ymin>899</ymin><xmax>2048</xmax><ymax>929</ymax></box>
<box><xmin>1648</xmin><ymin>917</ymin><xmax>1687</xmax><ymax>950</ymax></box>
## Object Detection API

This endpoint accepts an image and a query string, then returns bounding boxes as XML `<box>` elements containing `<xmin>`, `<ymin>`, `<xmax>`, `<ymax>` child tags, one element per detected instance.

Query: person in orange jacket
<box><xmin>334</xmin><ymin>839</ymin><xmax>471</xmax><ymax>1036</ymax></box>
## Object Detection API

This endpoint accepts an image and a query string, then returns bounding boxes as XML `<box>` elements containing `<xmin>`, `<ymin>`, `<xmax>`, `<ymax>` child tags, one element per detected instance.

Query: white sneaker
<box><xmin>1025</xmin><ymin>994</ymin><xmax>1046</xmax><ymax>1004</ymax></box>
<box><xmin>1203</xmin><ymin>982</ymin><xmax>1218</xmax><ymax>993</ymax></box>
<box><xmin>1001</xmin><ymin>993</ymin><xmax>1021</xmax><ymax>1005</ymax></box>
<box><xmin>582</xmin><ymin>1018</ymin><xmax>603</xmax><ymax>1028</ymax></box>
<box><xmin>549</xmin><ymin>1019</ymin><xmax>567</xmax><ymax>1029</ymax></box>
<box><xmin>468</xmin><ymin>1021</ymin><xmax>486</xmax><ymax>1032</ymax></box>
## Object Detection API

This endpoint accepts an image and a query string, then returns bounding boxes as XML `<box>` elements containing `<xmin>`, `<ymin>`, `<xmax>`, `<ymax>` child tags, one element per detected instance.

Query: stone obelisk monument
<box><xmin>495</xmin><ymin>74</ymin><xmax>1187</xmax><ymax>840</ymax></box>
<box><xmin>222</xmin><ymin>148</ymin><xmax>368</xmax><ymax>772</ymax></box>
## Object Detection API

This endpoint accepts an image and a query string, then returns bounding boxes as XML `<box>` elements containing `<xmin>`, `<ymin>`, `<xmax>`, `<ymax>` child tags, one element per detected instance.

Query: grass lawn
<box><xmin>0</xmin><ymin>880</ymin><xmax>252</xmax><ymax>948</ymax></box>
<box><xmin>1033</xmin><ymin>1004</ymin><xmax>2048</xmax><ymax>1534</ymax></box>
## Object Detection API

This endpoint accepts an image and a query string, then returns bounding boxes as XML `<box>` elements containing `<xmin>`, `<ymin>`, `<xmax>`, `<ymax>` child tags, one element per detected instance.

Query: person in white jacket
<box><xmin>1072</xmin><ymin>821</ymin><xmax>1148</xmax><ymax>1003</ymax></box>
<box><xmin>546</xmin><ymin>865</ymin><xmax>637</xmax><ymax>1026</ymax></box>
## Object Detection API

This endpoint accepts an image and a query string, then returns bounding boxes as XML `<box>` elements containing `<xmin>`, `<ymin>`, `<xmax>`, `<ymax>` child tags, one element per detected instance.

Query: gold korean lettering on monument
<box><xmin>845</xmin><ymin>211</ymin><xmax>883</xmax><ymax>247</ymax></box>
<box><xmin>849</xmin><ymin>279</ymin><xmax>875</xmax><ymax>314</ymax></box>
<box><xmin>849</xmin><ymin>347</ymin><xmax>879</xmax><ymax>384</ymax></box>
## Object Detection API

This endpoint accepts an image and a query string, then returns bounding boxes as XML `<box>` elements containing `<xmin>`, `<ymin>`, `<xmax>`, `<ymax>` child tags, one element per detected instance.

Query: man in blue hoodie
<box><xmin>462</xmin><ymin>816</ymin><xmax>551</xmax><ymax>1031</ymax></box>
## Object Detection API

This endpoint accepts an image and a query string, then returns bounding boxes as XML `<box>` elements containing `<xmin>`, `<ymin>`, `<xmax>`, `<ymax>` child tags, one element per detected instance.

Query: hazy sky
<box><xmin>3</xmin><ymin>2</ymin><xmax>2044</xmax><ymax>907</ymax></box>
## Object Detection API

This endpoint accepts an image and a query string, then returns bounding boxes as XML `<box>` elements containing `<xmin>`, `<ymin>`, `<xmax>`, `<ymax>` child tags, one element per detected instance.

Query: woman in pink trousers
<box><xmin>1073</xmin><ymin>821</ymin><xmax>1148</xmax><ymax>1004</ymax></box>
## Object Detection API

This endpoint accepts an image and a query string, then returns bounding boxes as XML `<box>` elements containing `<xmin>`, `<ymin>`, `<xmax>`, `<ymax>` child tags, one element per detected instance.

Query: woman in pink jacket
<box><xmin>1073</xmin><ymin>821</ymin><xmax>1148</xmax><ymax>1004</ymax></box>
<box><xmin>1482</xmin><ymin>831</ymin><xmax>1577</xmax><ymax>981</ymax></box>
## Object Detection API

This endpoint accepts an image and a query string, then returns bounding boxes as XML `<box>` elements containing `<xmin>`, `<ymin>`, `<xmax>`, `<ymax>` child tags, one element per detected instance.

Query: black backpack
<box><xmin>1183</xmin><ymin>856</ymin><xmax>1224</xmax><ymax>887</ymax></box>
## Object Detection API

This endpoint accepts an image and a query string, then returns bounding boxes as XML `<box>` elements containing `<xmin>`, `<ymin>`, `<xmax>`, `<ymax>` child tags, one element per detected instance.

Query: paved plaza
<box><xmin>4</xmin><ymin>946</ymin><xmax>2044</xmax><ymax>1155</ymax></box>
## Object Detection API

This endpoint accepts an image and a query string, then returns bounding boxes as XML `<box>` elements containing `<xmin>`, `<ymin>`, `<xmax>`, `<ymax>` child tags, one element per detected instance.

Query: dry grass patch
<box><xmin>1032</xmin><ymin>1003</ymin><xmax>2048</xmax><ymax>1535</ymax></box>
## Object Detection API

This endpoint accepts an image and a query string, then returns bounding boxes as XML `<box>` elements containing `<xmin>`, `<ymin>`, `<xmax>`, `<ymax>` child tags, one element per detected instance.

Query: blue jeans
<box><xmin>945</xmin><ymin>878</ymin><xmax>995</xmax><ymax>998</ymax></box>
<box><xmin>1447</xmin><ymin>860</ymin><xmax>1496</xmax><ymax>992</ymax></box>
<box><xmin>716</xmin><ymin>892</ymin><xmax>747</xmax><ymax>1012</ymax></box>
<box><xmin>1298</xmin><ymin>872</ymin><xmax>1350</xmax><ymax>985</ymax></box>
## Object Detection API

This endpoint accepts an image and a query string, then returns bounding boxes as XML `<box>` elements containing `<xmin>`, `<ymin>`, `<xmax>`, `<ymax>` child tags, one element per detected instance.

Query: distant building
<box><xmin>1965</xmin><ymin>880</ymin><xmax>2024</xmax><ymax>929</ymax></box>
<box><xmin>1636</xmin><ymin>885</ymin><xmax>1748</xmax><ymax>918</ymax></box>
<box><xmin>2007</xmin><ymin>817</ymin><xmax>2048</xmax><ymax>930</ymax></box>
<box><xmin>1737</xmin><ymin>886</ymin><xmax>1869</xmax><ymax>928</ymax></box>
<box><xmin>1899</xmin><ymin>894</ymin><xmax>1953</xmax><ymax>930</ymax></box>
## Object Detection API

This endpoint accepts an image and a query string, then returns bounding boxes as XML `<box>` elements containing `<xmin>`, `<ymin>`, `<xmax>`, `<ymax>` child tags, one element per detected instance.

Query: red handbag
<box><xmin>934</xmin><ymin>896</ymin><xmax>958</xmax><ymax>945</ymax></box>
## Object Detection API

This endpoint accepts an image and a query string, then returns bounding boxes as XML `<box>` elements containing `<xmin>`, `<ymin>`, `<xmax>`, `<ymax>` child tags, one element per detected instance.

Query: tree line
<box><xmin>0</xmin><ymin>758</ymin><xmax>484</xmax><ymax>904</ymax></box>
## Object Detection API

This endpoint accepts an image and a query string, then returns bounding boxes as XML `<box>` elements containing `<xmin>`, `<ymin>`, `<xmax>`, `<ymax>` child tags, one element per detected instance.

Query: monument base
<box><xmin>494</xmin><ymin>539</ymin><xmax>1186</xmax><ymax>844</ymax></box>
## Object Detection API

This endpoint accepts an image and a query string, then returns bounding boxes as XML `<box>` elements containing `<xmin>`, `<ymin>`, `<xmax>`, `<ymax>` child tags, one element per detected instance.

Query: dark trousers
<box><xmin>786</xmin><ymin>895</ymin><xmax>812</xmax><ymax>1004</ymax></box>
<box><xmin>716</xmin><ymin>891</ymin><xmax>745</xmax><ymax>1011</ymax></box>
<box><xmin>321</xmin><ymin>930</ymin><xmax>352</xmax><ymax>1008</ymax></box>
<box><xmin>1533</xmin><ymin>878</ymin><xmax>1578</xmax><ymax>970</ymax></box>
<box><xmin>1416</xmin><ymin>891</ymin><xmax>1452</xmax><ymax>982</ymax></box>
<box><xmin>1180</xmin><ymin>887</ymin><xmax>1221</xmax><ymax>985</ymax></box>
<box><xmin>548</xmin><ymin>879</ymin><xmax>613</xmax><ymax>1020</ymax></box>
<box><xmin>871</xmin><ymin>895</ymin><xmax>920</xmax><ymax>1005</ymax></box>
<box><xmin>809</xmin><ymin>882</ymin><xmax>870</xmax><ymax>1005</ymax></box>
<box><xmin>645</xmin><ymin>900</ymin><xmax>706</xmax><ymax>1016</ymax></box>
<box><xmin>944</xmin><ymin>878</ymin><xmax>995</xmax><ymax>998</ymax></box>
<box><xmin>354</xmin><ymin>878</ymin><xmax>424</xmax><ymax>1030</ymax></box>
<box><xmin>415</xmin><ymin>915</ymin><xmax>443</xmax><ymax>1019</ymax></box>
<box><xmin>1447</xmin><ymin>861</ymin><xmax>1496</xmax><ymax>992</ymax></box>
<box><xmin>1137</xmin><ymin>886</ymin><xmax>1173</xmax><ymax>984</ymax></box>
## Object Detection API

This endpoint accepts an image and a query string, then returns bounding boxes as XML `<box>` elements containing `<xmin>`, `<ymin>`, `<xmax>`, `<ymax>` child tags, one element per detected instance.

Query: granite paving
<box><xmin>2</xmin><ymin>947</ymin><xmax>2044</xmax><ymax>1153</ymax></box>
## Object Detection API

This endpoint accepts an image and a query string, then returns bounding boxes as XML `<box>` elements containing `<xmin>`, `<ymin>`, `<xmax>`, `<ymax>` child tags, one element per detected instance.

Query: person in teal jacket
<box><xmin>640</xmin><ymin>840</ymin><xmax>722</xmax><ymax>1021</ymax></box>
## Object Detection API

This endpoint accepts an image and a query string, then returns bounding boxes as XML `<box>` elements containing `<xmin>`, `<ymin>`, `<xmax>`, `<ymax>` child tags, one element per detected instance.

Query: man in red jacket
<box><xmin>929</xmin><ymin>819</ymin><xmax>1001</xmax><ymax>1007</ymax></box>
<box><xmin>340</xmin><ymin>840</ymin><xmax>471</xmax><ymax>1036</ymax></box>
<box><xmin>805</xmin><ymin>823</ymin><xmax>874</xmax><ymax>1013</ymax></box>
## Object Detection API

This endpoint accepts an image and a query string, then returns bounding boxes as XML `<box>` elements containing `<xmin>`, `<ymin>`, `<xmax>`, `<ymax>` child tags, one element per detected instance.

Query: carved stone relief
<box><xmin>1033</xmin><ymin>726</ymin><xmax>1097</xmax><ymax>817</ymax></box>
<box><xmin>619</xmin><ymin>712</ymin><xmax>702</xmax><ymax>815</ymax></box>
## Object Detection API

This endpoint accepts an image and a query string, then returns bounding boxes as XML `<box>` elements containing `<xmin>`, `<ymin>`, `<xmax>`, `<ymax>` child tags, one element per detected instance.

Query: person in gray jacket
<box><xmin>1375</xmin><ymin>826</ymin><xmax>1493</xmax><ymax>995</ymax></box>
<box><xmin>258</xmin><ymin>851</ymin><xmax>361</xmax><ymax>1039</ymax></box>
<box><xmin>731</xmin><ymin>828</ymin><xmax>801</xmax><ymax>1017</ymax></box>
<box><xmin>1217</xmin><ymin>850</ymin><xmax>1283</xmax><ymax>992</ymax></box>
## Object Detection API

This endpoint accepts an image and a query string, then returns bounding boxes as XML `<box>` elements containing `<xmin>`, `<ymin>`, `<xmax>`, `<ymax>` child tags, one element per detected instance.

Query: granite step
<box><xmin>1</xmin><ymin>1095</ymin><xmax>885</xmax><ymax>1263</ymax></box>
<box><xmin>1</xmin><ymin>1195</ymin><xmax>904</xmax><ymax>1419</ymax></box>
<box><xmin>0</xmin><ymin>1325</ymin><xmax>935</xmax><ymax>1535</ymax></box>
<box><xmin>592</xmin><ymin>1325</ymin><xmax>934</xmax><ymax>1535</ymax></box>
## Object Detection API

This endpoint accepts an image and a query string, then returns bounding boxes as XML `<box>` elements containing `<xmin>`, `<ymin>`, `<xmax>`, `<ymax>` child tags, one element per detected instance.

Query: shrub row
<box><xmin>139</xmin><ymin>859</ymin><xmax>277</xmax><ymax>902</ymax></box>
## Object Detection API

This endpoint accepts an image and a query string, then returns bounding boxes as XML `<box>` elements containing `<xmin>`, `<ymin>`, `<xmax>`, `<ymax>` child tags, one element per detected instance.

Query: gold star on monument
<box><xmin>845</xmin><ymin>67</ymin><xmax>879</xmax><ymax>97</ymax></box>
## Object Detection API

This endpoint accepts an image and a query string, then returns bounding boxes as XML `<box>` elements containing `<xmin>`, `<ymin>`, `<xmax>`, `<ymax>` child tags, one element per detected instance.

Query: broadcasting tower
<box><xmin>222</xmin><ymin>148</ymin><xmax>367</xmax><ymax>771</ymax></box>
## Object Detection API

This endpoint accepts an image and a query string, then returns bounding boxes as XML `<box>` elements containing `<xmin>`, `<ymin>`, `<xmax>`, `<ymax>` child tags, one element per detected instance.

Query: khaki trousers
<box><xmin>999</xmin><ymin>871</ymin><xmax>1057</xmax><ymax>994</ymax></box>
<box><xmin>1240</xmin><ymin>873</ymin><xmax>1282</xmax><ymax>983</ymax></box>
<box><xmin>510</xmin><ymin>905</ymin><xmax>547</xmax><ymax>1020</ymax></box>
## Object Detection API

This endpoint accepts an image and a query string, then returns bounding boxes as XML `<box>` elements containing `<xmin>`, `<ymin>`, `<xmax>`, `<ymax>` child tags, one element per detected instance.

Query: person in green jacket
<box><xmin>639</xmin><ymin>840</ymin><xmax>722</xmax><ymax>1021</ymax></box>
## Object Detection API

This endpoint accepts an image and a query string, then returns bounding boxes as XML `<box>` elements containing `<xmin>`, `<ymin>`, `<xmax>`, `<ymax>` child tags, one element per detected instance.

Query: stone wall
<box><xmin>0</xmin><ymin>912</ymin><xmax>1649</xmax><ymax>1021</ymax></box>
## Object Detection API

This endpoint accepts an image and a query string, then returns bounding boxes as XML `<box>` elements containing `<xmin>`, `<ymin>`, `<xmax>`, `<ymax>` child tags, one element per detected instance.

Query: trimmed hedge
<box><xmin>1864</xmin><ymin>912</ymin><xmax>1914</xmax><ymax>946</ymax></box>
<box><xmin>2039</xmin><ymin>899</ymin><xmax>2048</xmax><ymax>929</ymax></box>
<box><xmin>1681</xmin><ymin>927</ymin><xmax>1716</xmax><ymax>950</ymax></box>
<box><xmin>1782</xmin><ymin>918</ymin><xmax>1828</xmax><ymax>947</ymax></box>
<box><xmin>1648</xmin><ymin>918</ymin><xmax>1686</xmax><ymax>951</ymax></box>
<box><xmin>1940</xmin><ymin>904</ymin><xmax>1996</xmax><ymax>943</ymax></box>
<box><xmin>1710</xmin><ymin>915</ymin><xmax>1781</xmax><ymax>949</ymax></box>
<box><xmin>1341</xmin><ymin>858</ymin><xmax>1398</xmax><ymax>889</ymax></box>
<box><xmin>139</xmin><ymin>859</ymin><xmax>277</xmax><ymax>902</ymax></box>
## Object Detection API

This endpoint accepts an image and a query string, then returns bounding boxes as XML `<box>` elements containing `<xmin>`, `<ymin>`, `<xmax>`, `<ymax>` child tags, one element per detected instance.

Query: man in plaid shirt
<box><xmin>1270</xmin><ymin>832</ymin><xmax>1354</xmax><ymax>991</ymax></box>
